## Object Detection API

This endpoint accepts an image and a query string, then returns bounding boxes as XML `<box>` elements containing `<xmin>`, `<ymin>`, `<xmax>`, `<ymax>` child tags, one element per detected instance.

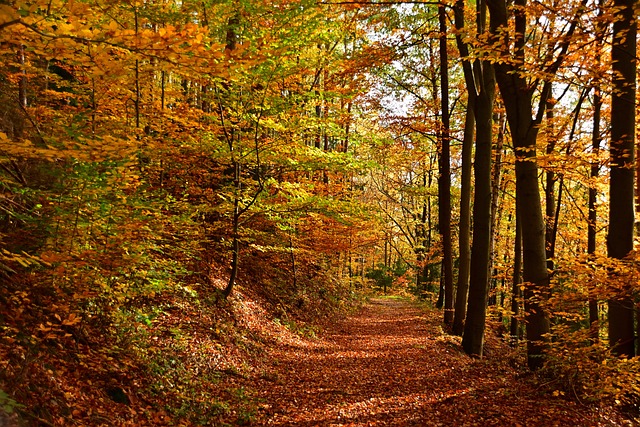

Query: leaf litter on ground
<box><xmin>251</xmin><ymin>298</ymin><xmax>632</xmax><ymax>426</ymax></box>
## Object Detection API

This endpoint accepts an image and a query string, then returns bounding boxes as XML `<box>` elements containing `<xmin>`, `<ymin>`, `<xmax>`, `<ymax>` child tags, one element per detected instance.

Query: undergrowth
<box><xmin>0</xmin><ymin>254</ymin><xmax>360</xmax><ymax>426</ymax></box>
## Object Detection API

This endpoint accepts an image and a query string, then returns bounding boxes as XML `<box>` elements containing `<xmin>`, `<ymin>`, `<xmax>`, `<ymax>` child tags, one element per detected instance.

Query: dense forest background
<box><xmin>0</xmin><ymin>0</ymin><xmax>639</xmax><ymax>425</ymax></box>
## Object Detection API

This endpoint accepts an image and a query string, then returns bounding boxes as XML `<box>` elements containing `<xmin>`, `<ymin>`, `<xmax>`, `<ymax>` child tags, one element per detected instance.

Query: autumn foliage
<box><xmin>0</xmin><ymin>0</ymin><xmax>639</xmax><ymax>425</ymax></box>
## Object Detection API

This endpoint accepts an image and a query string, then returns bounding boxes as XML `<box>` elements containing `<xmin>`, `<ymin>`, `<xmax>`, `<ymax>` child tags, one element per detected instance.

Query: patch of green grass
<box><xmin>375</xmin><ymin>294</ymin><xmax>409</xmax><ymax>301</ymax></box>
<box><xmin>228</xmin><ymin>387</ymin><xmax>260</xmax><ymax>426</ymax></box>
<box><xmin>0</xmin><ymin>388</ymin><xmax>23</xmax><ymax>414</ymax></box>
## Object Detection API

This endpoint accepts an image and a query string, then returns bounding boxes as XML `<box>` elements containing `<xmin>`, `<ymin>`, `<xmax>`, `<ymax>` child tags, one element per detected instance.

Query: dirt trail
<box><xmin>254</xmin><ymin>298</ymin><xmax>623</xmax><ymax>426</ymax></box>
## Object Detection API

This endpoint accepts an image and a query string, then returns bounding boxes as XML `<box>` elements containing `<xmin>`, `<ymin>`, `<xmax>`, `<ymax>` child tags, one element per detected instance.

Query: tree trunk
<box><xmin>485</xmin><ymin>0</ymin><xmax>588</xmax><ymax>369</ymax></box>
<box><xmin>223</xmin><ymin>159</ymin><xmax>241</xmax><ymax>298</ymax></box>
<box><xmin>222</xmin><ymin>14</ymin><xmax>241</xmax><ymax>299</ymax></box>
<box><xmin>18</xmin><ymin>45</ymin><xmax>27</xmax><ymax>108</ymax></box>
<box><xmin>289</xmin><ymin>232</ymin><xmax>298</xmax><ymax>291</ymax></box>
<box><xmin>436</xmin><ymin>270</ymin><xmax>445</xmax><ymax>309</ymax></box>
<box><xmin>133</xmin><ymin>7</ymin><xmax>141</xmax><ymax>129</ymax></box>
<box><xmin>608</xmin><ymin>0</ymin><xmax>636</xmax><ymax>358</ymax></box>
<box><xmin>544</xmin><ymin>98</ymin><xmax>556</xmax><ymax>271</ymax></box>
<box><xmin>488</xmin><ymin>113</ymin><xmax>505</xmax><ymax>306</ymax></box>
<box><xmin>453</xmin><ymin>98</ymin><xmax>475</xmax><ymax>336</ymax></box>
<box><xmin>510</xmin><ymin>212</ymin><xmax>523</xmax><ymax>341</ymax></box>
<box><xmin>454</xmin><ymin>0</ymin><xmax>497</xmax><ymax>356</ymax></box>
<box><xmin>515</xmin><ymin>132</ymin><xmax>551</xmax><ymax>370</ymax></box>
<box><xmin>588</xmin><ymin>2</ymin><xmax>605</xmax><ymax>342</ymax></box>
<box><xmin>461</xmin><ymin>70</ymin><xmax>495</xmax><ymax>355</ymax></box>
<box><xmin>438</xmin><ymin>4</ymin><xmax>454</xmax><ymax>326</ymax></box>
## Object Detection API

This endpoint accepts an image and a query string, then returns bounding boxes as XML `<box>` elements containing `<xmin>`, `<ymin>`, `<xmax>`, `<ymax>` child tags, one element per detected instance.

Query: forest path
<box><xmin>253</xmin><ymin>297</ymin><xmax>617</xmax><ymax>426</ymax></box>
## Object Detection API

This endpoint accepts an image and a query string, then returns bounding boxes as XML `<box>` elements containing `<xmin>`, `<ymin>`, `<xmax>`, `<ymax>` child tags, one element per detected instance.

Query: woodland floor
<box><xmin>248</xmin><ymin>298</ymin><xmax>631</xmax><ymax>427</ymax></box>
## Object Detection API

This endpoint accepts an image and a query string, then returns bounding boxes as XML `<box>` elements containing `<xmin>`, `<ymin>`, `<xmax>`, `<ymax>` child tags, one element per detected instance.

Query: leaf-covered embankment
<box><xmin>0</xmin><ymin>264</ymin><xmax>358</xmax><ymax>426</ymax></box>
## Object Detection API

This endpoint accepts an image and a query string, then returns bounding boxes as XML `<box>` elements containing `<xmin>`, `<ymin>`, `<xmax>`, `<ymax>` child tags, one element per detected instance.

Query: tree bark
<box><xmin>608</xmin><ymin>0</ymin><xmax>636</xmax><ymax>358</ymax></box>
<box><xmin>222</xmin><ymin>14</ymin><xmax>241</xmax><ymax>299</ymax></box>
<box><xmin>18</xmin><ymin>45</ymin><xmax>27</xmax><ymax>108</ymax></box>
<box><xmin>453</xmin><ymin>0</ymin><xmax>497</xmax><ymax>355</ymax></box>
<box><xmin>514</xmin><ymin>127</ymin><xmax>551</xmax><ymax>371</ymax></box>
<box><xmin>488</xmin><ymin>113</ymin><xmax>505</xmax><ymax>306</ymax></box>
<box><xmin>461</xmin><ymin>69</ymin><xmax>495</xmax><ymax>355</ymax></box>
<box><xmin>587</xmin><ymin>1</ymin><xmax>605</xmax><ymax>342</ymax></box>
<box><xmin>544</xmin><ymin>98</ymin><xmax>556</xmax><ymax>272</ymax></box>
<box><xmin>510</xmin><ymin>212</ymin><xmax>523</xmax><ymax>341</ymax></box>
<box><xmin>453</xmin><ymin>98</ymin><xmax>474</xmax><ymax>335</ymax></box>
<box><xmin>438</xmin><ymin>4</ymin><xmax>454</xmax><ymax>326</ymax></box>
<box><xmin>452</xmin><ymin>0</ymin><xmax>475</xmax><ymax>337</ymax></box>
<box><xmin>134</xmin><ymin>7</ymin><xmax>141</xmax><ymax>129</ymax></box>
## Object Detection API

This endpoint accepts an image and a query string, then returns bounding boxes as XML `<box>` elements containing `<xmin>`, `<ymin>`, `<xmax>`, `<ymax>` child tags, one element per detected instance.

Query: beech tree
<box><xmin>437</xmin><ymin>3</ymin><xmax>454</xmax><ymax>326</ymax></box>
<box><xmin>455</xmin><ymin>0</ymin><xmax>497</xmax><ymax>355</ymax></box>
<box><xmin>485</xmin><ymin>0</ymin><xmax>587</xmax><ymax>369</ymax></box>
<box><xmin>607</xmin><ymin>0</ymin><xmax>636</xmax><ymax>358</ymax></box>
<box><xmin>587</xmin><ymin>0</ymin><xmax>605</xmax><ymax>339</ymax></box>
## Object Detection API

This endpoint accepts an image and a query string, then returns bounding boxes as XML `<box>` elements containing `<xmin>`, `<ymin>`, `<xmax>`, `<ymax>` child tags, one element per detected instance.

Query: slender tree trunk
<box><xmin>488</xmin><ymin>113</ymin><xmax>505</xmax><ymax>306</ymax></box>
<box><xmin>134</xmin><ymin>7</ymin><xmax>140</xmax><ymax>129</ymax></box>
<box><xmin>457</xmin><ymin>0</ymin><xmax>497</xmax><ymax>356</ymax></box>
<box><xmin>161</xmin><ymin>71</ymin><xmax>166</xmax><ymax>110</ymax></box>
<box><xmin>438</xmin><ymin>4</ymin><xmax>454</xmax><ymax>326</ymax></box>
<box><xmin>587</xmin><ymin>114</ymin><xmax>599</xmax><ymax>332</ymax></box>
<box><xmin>343</xmin><ymin>101</ymin><xmax>352</xmax><ymax>153</ymax></box>
<box><xmin>453</xmin><ymin>98</ymin><xmax>475</xmax><ymax>335</ymax></box>
<box><xmin>608</xmin><ymin>0</ymin><xmax>636</xmax><ymax>358</ymax></box>
<box><xmin>461</xmin><ymin>70</ymin><xmax>495</xmax><ymax>355</ymax></box>
<box><xmin>588</xmin><ymin>1</ymin><xmax>605</xmax><ymax>341</ymax></box>
<box><xmin>427</xmin><ymin>163</ymin><xmax>432</xmax><ymax>250</ymax></box>
<box><xmin>289</xmin><ymin>232</ymin><xmax>298</xmax><ymax>291</ymax></box>
<box><xmin>510</xmin><ymin>212</ymin><xmax>523</xmax><ymax>341</ymax></box>
<box><xmin>222</xmin><ymin>14</ymin><xmax>241</xmax><ymax>299</ymax></box>
<box><xmin>223</xmin><ymin>189</ymin><xmax>240</xmax><ymax>298</ymax></box>
<box><xmin>18</xmin><ymin>45</ymin><xmax>27</xmax><ymax>108</ymax></box>
<box><xmin>436</xmin><ymin>270</ymin><xmax>445</xmax><ymax>309</ymax></box>
<box><xmin>90</xmin><ymin>78</ymin><xmax>97</xmax><ymax>134</ymax></box>
<box><xmin>416</xmin><ymin>251</ymin><xmax>425</xmax><ymax>293</ymax></box>
<box><xmin>384</xmin><ymin>230</ymin><xmax>390</xmax><ymax>269</ymax></box>
<box><xmin>544</xmin><ymin>98</ymin><xmax>556</xmax><ymax>271</ymax></box>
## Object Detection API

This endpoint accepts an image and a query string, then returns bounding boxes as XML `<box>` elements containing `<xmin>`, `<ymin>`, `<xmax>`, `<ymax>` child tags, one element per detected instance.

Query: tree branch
<box><xmin>0</xmin><ymin>18</ymin><xmax>21</xmax><ymax>31</ymax></box>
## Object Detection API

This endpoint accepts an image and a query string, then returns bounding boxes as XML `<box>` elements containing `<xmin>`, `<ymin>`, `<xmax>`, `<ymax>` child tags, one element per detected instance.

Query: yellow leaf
<box><xmin>106</xmin><ymin>20</ymin><xmax>119</xmax><ymax>33</ymax></box>
<box><xmin>0</xmin><ymin>5</ymin><xmax>18</xmax><ymax>22</ymax></box>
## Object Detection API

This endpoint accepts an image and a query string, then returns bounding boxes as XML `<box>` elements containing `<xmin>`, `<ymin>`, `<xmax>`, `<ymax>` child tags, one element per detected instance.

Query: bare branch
<box><xmin>0</xmin><ymin>19</ymin><xmax>21</xmax><ymax>31</ymax></box>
